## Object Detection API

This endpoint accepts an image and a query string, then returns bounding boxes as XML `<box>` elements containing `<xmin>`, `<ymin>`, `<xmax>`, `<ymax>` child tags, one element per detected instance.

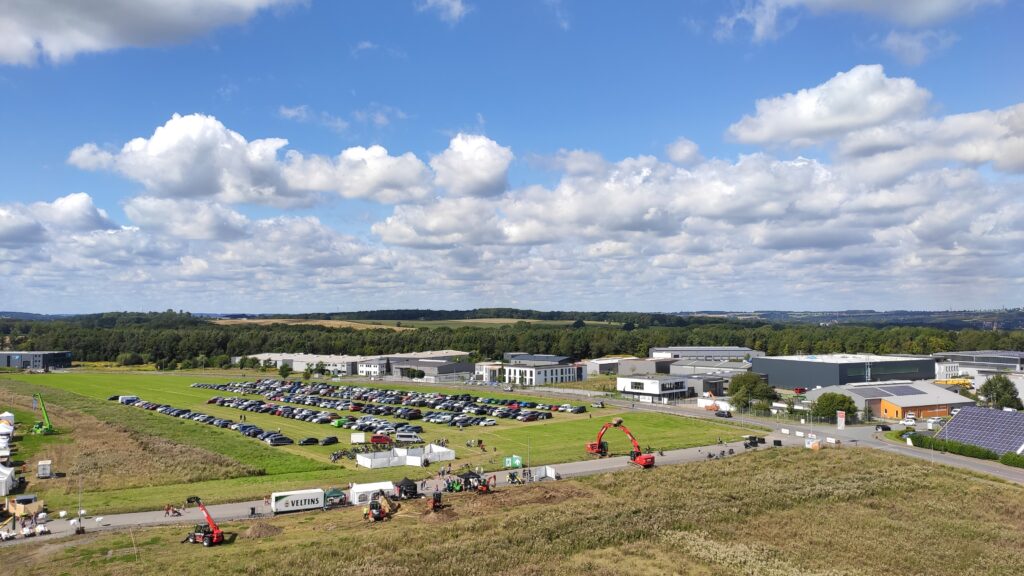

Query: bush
<box><xmin>116</xmin><ymin>352</ymin><xmax>145</xmax><ymax>366</ymax></box>
<box><xmin>999</xmin><ymin>452</ymin><xmax>1024</xmax><ymax>468</ymax></box>
<box><xmin>909</xmin><ymin>434</ymin><xmax>998</xmax><ymax>460</ymax></box>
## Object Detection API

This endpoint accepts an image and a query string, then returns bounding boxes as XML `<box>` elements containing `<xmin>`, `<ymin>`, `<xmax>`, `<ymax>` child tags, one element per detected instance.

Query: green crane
<box><xmin>31</xmin><ymin>393</ymin><xmax>54</xmax><ymax>435</ymax></box>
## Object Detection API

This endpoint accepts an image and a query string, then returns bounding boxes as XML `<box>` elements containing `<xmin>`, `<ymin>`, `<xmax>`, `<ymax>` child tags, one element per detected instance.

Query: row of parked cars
<box><xmin>109</xmin><ymin>394</ymin><xmax>299</xmax><ymax>446</ymax></box>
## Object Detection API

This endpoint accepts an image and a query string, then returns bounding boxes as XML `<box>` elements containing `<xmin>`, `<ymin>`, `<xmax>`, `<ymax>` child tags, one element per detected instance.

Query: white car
<box><xmin>899</xmin><ymin>418</ymin><xmax>917</xmax><ymax>427</ymax></box>
<box><xmin>950</xmin><ymin>408</ymin><xmax>961</xmax><ymax>417</ymax></box>
<box><xmin>478</xmin><ymin>419</ymin><xmax>497</xmax><ymax>426</ymax></box>
<box><xmin>926</xmin><ymin>416</ymin><xmax>943</xmax><ymax>425</ymax></box>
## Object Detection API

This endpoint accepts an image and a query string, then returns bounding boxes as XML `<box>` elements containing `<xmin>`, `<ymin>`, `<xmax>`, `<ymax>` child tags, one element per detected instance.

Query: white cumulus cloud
<box><xmin>727</xmin><ymin>64</ymin><xmax>930</xmax><ymax>146</ymax></box>
<box><xmin>430</xmin><ymin>133</ymin><xmax>513</xmax><ymax>197</ymax></box>
<box><xmin>0</xmin><ymin>0</ymin><xmax>302</xmax><ymax>66</ymax></box>
<box><xmin>418</xmin><ymin>0</ymin><xmax>471</xmax><ymax>23</ymax></box>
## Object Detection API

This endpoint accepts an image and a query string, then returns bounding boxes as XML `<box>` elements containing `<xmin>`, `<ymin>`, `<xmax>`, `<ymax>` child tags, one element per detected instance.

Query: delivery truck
<box><xmin>270</xmin><ymin>488</ymin><xmax>325</xmax><ymax>514</ymax></box>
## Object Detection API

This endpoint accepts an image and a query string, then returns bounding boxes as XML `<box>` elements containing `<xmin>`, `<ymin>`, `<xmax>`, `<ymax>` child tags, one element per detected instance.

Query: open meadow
<box><xmin>1</xmin><ymin>372</ymin><xmax>755</xmax><ymax>513</ymax></box>
<box><xmin>3</xmin><ymin>448</ymin><xmax>1022</xmax><ymax>576</ymax></box>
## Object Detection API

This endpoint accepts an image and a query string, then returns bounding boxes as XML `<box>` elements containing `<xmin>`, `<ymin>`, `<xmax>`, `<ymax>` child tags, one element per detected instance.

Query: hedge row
<box><xmin>909</xmin><ymin>434</ymin><xmax>999</xmax><ymax>460</ymax></box>
<box><xmin>999</xmin><ymin>452</ymin><xmax>1024</xmax><ymax>468</ymax></box>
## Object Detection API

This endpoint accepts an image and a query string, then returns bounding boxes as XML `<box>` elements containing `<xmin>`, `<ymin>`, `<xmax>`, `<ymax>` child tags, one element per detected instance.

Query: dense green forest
<box><xmin>2</xmin><ymin>311</ymin><xmax>1023</xmax><ymax>369</ymax></box>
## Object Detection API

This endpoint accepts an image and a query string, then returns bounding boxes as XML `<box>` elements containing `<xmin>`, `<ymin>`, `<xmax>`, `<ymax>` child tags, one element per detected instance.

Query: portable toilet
<box><xmin>37</xmin><ymin>460</ymin><xmax>52</xmax><ymax>479</ymax></box>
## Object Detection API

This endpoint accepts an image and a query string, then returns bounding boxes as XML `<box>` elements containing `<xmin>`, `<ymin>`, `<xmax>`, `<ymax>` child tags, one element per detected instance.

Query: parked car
<box><xmin>320</xmin><ymin>436</ymin><xmax>338</xmax><ymax>446</ymax></box>
<box><xmin>950</xmin><ymin>408</ymin><xmax>962</xmax><ymax>417</ymax></box>
<box><xmin>268</xmin><ymin>436</ymin><xmax>294</xmax><ymax>446</ymax></box>
<box><xmin>874</xmin><ymin>424</ymin><xmax>891</xmax><ymax>432</ymax></box>
<box><xmin>793</xmin><ymin>387</ymin><xmax>808</xmax><ymax>395</ymax></box>
<box><xmin>479</xmin><ymin>419</ymin><xmax>497</xmax><ymax>426</ymax></box>
<box><xmin>298</xmin><ymin>437</ymin><xmax>318</xmax><ymax>446</ymax></box>
<box><xmin>899</xmin><ymin>418</ymin><xmax>917</xmax><ymax>427</ymax></box>
<box><xmin>714</xmin><ymin>410</ymin><xmax>732</xmax><ymax>418</ymax></box>
<box><xmin>926</xmin><ymin>416</ymin><xmax>944</xmax><ymax>425</ymax></box>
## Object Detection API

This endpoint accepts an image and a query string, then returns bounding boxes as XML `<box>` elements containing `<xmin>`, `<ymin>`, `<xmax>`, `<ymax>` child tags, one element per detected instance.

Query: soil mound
<box><xmin>242</xmin><ymin>522</ymin><xmax>283</xmax><ymax>539</ymax></box>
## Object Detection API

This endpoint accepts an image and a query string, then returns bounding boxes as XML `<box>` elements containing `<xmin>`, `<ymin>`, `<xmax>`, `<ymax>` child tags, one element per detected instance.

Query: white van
<box><xmin>395</xmin><ymin>432</ymin><xmax>423</xmax><ymax>443</ymax></box>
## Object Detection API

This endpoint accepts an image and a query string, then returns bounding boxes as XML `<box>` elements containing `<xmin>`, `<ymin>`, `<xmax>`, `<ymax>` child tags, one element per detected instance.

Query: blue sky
<box><xmin>0</xmin><ymin>0</ymin><xmax>1022</xmax><ymax>313</ymax></box>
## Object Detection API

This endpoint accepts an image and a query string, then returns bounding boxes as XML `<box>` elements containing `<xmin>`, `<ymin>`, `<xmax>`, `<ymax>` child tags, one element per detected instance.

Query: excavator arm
<box><xmin>35</xmin><ymin>395</ymin><xmax>52</xmax><ymax>429</ymax></box>
<box><xmin>618</xmin><ymin>425</ymin><xmax>644</xmax><ymax>455</ymax></box>
<box><xmin>187</xmin><ymin>496</ymin><xmax>220</xmax><ymax>533</ymax></box>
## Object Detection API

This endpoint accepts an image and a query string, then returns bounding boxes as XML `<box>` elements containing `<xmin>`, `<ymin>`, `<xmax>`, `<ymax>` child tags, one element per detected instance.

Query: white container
<box><xmin>270</xmin><ymin>489</ymin><xmax>325</xmax><ymax>514</ymax></box>
<box><xmin>37</xmin><ymin>460</ymin><xmax>52</xmax><ymax>479</ymax></box>
<box><xmin>350</xmin><ymin>432</ymin><xmax>366</xmax><ymax>444</ymax></box>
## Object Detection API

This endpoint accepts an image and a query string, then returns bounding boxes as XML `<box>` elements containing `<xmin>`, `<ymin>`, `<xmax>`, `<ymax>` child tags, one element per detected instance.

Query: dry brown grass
<box><xmin>5</xmin><ymin>448</ymin><xmax>1024</xmax><ymax>576</ymax></box>
<box><xmin>6</xmin><ymin>393</ymin><xmax>254</xmax><ymax>496</ymax></box>
<box><xmin>211</xmin><ymin>318</ymin><xmax>410</xmax><ymax>330</ymax></box>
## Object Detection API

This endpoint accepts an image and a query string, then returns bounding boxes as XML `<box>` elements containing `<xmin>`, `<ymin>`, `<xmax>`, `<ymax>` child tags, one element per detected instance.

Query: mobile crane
<box><xmin>585</xmin><ymin>418</ymin><xmax>655</xmax><ymax>468</ymax></box>
<box><xmin>182</xmin><ymin>496</ymin><xmax>224</xmax><ymax>546</ymax></box>
<box><xmin>30</xmin><ymin>394</ymin><xmax>54</xmax><ymax>435</ymax></box>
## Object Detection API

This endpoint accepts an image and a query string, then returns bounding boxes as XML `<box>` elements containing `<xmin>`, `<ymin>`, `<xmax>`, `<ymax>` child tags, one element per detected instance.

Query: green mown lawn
<box><xmin>1</xmin><ymin>372</ymin><xmax>758</xmax><ymax>513</ymax></box>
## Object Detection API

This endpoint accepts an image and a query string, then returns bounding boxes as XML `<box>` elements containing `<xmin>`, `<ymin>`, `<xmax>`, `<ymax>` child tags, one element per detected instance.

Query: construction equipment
<box><xmin>585</xmin><ymin>418</ymin><xmax>655</xmax><ymax>468</ymax></box>
<box><xmin>30</xmin><ymin>394</ymin><xmax>55</xmax><ymax>435</ymax></box>
<box><xmin>476</xmin><ymin>475</ymin><xmax>496</xmax><ymax>494</ymax></box>
<box><xmin>368</xmin><ymin>490</ymin><xmax>399</xmax><ymax>522</ymax></box>
<box><xmin>429</xmin><ymin>491</ymin><xmax>443</xmax><ymax>512</ymax></box>
<box><xmin>181</xmin><ymin>496</ymin><xmax>224</xmax><ymax>546</ymax></box>
<box><xmin>703</xmin><ymin>392</ymin><xmax>720</xmax><ymax>412</ymax></box>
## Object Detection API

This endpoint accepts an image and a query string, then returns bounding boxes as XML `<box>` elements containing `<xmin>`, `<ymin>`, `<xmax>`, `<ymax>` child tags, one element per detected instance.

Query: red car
<box><xmin>370</xmin><ymin>434</ymin><xmax>392</xmax><ymax>445</ymax></box>
<box><xmin>793</xmin><ymin>387</ymin><xmax>807</xmax><ymax>395</ymax></box>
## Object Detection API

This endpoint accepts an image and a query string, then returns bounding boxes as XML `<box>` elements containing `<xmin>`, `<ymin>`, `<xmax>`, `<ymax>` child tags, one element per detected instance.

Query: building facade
<box><xmin>751</xmin><ymin>354</ymin><xmax>936</xmax><ymax>390</ymax></box>
<box><xmin>0</xmin><ymin>351</ymin><xmax>72</xmax><ymax>370</ymax></box>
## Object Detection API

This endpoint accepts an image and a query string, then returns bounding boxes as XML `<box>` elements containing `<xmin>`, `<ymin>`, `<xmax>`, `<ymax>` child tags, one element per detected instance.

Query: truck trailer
<box><xmin>270</xmin><ymin>489</ymin><xmax>325</xmax><ymax>514</ymax></box>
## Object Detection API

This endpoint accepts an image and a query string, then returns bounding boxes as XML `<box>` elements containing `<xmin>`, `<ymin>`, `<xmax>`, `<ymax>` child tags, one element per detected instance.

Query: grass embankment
<box><xmin>3</xmin><ymin>374</ymin><xmax>753</xmax><ymax>514</ymax></box>
<box><xmin>5</xmin><ymin>448</ymin><xmax>1023</xmax><ymax>575</ymax></box>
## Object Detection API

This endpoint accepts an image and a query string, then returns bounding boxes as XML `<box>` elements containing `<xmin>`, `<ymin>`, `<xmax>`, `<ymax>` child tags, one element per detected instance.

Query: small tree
<box><xmin>729</xmin><ymin>372</ymin><xmax>776</xmax><ymax>409</ymax></box>
<box><xmin>278</xmin><ymin>364</ymin><xmax>292</xmax><ymax>379</ymax></box>
<box><xmin>314</xmin><ymin>361</ymin><xmax>327</xmax><ymax>376</ymax></box>
<box><xmin>978</xmin><ymin>374</ymin><xmax>1023</xmax><ymax>410</ymax></box>
<box><xmin>811</xmin><ymin>392</ymin><xmax>858</xmax><ymax>422</ymax></box>
<box><xmin>571</xmin><ymin>319</ymin><xmax>586</xmax><ymax>329</ymax></box>
<box><xmin>302</xmin><ymin>367</ymin><xmax>313</xmax><ymax>381</ymax></box>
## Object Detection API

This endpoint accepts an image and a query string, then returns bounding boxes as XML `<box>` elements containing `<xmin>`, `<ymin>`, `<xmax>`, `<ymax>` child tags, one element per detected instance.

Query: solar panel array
<box><xmin>880</xmin><ymin>385</ymin><xmax>923</xmax><ymax>396</ymax></box>
<box><xmin>937</xmin><ymin>406</ymin><xmax>1024</xmax><ymax>455</ymax></box>
<box><xmin>850</xmin><ymin>387</ymin><xmax>892</xmax><ymax>399</ymax></box>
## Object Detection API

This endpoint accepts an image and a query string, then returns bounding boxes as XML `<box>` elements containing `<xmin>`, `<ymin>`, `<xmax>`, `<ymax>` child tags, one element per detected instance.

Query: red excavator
<box><xmin>182</xmin><ymin>496</ymin><xmax>224</xmax><ymax>547</ymax></box>
<box><xmin>585</xmin><ymin>418</ymin><xmax>655</xmax><ymax>468</ymax></box>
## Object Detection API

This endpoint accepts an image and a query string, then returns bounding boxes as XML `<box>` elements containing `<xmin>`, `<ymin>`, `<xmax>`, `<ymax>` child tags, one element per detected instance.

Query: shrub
<box><xmin>116</xmin><ymin>352</ymin><xmax>145</xmax><ymax>366</ymax></box>
<box><xmin>909</xmin><ymin>434</ymin><xmax>998</xmax><ymax>460</ymax></box>
<box><xmin>999</xmin><ymin>452</ymin><xmax>1024</xmax><ymax>468</ymax></box>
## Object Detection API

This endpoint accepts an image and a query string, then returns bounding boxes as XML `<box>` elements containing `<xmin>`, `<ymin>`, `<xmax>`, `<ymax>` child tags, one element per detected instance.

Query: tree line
<box><xmin>1</xmin><ymin>311</ymin><xmax>1023</xmax><ymax>369</ymax></box>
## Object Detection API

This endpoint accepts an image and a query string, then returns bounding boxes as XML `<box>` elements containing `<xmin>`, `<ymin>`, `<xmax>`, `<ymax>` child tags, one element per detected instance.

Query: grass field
<box><xmin>210</xmin><ymin>318</ymin><xmax>412</xmax><ymax>330</ymax></box>
<box><xmin>3</xmin><ymin>448</ymin><xmax>1022</xmax><ymax>575</ymax></box>
<box><xmin>1</xmin><ymin>373</ymin><xmax>754</xmax><ymax>513</ymax></box>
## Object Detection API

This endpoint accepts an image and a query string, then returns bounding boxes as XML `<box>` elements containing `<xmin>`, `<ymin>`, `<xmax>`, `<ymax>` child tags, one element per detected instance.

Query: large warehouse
<box><xmin>751</xmin><ymin>354</ymin><xmax>935</xmax><ymax>390</ymax></box>
<box><xmin>0</xmin><ymin>351</ymin><xmax>72</xmax><ymax>370</ymax></box>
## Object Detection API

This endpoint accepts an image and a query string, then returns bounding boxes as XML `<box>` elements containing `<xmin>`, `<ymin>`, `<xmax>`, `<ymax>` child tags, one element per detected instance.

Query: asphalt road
<box><xmin>1</xmin><ymin>432</ymin><xmax>783</xmax><ymax>547</ymax></box>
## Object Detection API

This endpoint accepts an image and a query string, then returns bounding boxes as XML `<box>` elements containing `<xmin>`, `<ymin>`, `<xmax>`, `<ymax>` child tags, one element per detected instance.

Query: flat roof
<box><xmin>587</xmin><ymin>357</ymin><xmax>638</xmax><ymax>364</ymax></box>
<box><xmin>618</xmin><ymin>374</ymin><xmax>686</xmax><ymax>382</ymax></box>
<box><xmin>806</xmin><ymin>381</ymin><xmax>973</xmax><ymax>408</ymax></box>
<box><xmin>651</xmin><ymin>346</ymin><xmax>755</xmax><ymax>351</ymax></box>
<box><xmin>758</xmin><ymin>353</ymin><xmax>924</xmax><ymax>364</ymax></box>
<box><xmin>934</xmin><ymin>350</ymin><xmax>1024</xmax><ymax>359</ymax></box>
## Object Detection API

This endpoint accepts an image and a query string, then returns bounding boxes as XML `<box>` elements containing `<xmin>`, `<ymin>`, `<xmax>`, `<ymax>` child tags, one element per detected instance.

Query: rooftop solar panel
<box><xmin>878</xmin><ymin>385</ymin><xmax>922</xmax><ymax>396</ymax></box>
<box><xmin>936</xmin><ymin>406</ymin><xmax>1024</xmax><ymax>455</ymax></box>
<box><xmin>849</xmin><ymin>387</ymin><xmax>892</xmax><ymax>398</ymax></box>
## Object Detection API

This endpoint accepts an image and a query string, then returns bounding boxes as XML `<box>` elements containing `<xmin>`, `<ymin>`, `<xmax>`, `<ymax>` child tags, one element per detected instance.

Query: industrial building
<box><xmin>617</xmin><ymin>358</ymin><xmax>677</xmax><ymax>376</ymax></box>
<box><xmin>649</xmin><ymin>346</ymin><xmax>764</xmax><ymax>361</ymax></box>
<box><xmin>932</xmin><ymin>350</ymin><xmax>1024</xmax><ymax>372</ymax></box>
<box><xmin>0</xmin><ymin>351</ymin><xmax>72</xmax><ymax>370</ymax></box>
<box><xmin>233</xmin><ymin>350</ymin><xmax>469</xmax><ymax>376</ymax></box>
<box><xmin>388</xmin><ymin>358</ymin><xmax>476</xmax><ymax>383</ymax></box>
<box><xmin>584</xmin><ymin>357</ymin><xmax>638</xmax><ymax>376</ymax></box>
<box><xmin>669</xmin><ymin>359</ymin><xmax>751</xmax><ymax>376</ymax></box>
<box><xmin>751</xmin><ymin>354</ymin><xmax>935</xmax><ymax>390</ymax></box>
<box><xmin>803</xmin><ymin>381</ymin><xmax>974</xmax><ymax>419</ymax></box>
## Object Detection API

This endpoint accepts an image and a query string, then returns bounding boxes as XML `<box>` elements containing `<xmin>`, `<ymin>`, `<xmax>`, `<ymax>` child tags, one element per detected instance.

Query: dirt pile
<box><xmin>420</xmin><ymin>508</ymin><xmax>458</xmax><ymax>523</ymax></box>
<box><xmin>242</xmin><ymin>522</ymin><xmax>283</xmax><ymax>539</ymax></box>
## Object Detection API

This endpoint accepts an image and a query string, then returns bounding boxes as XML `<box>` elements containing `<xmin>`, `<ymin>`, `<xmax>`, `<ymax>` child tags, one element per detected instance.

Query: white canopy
<box><xmin>0</xmin><ymin>422</ymin><xmax>13</xmax><ymax>435</ymax></box>
<box><xmin>0</xmin><ymin>412</ymin><xmax>13</xmax><ymax>425</ymax></box>
<box><xmin>349</xmin><ymin>481</ymin><xmax>395</xmax><ymax>505</ymax></box>
<box><xmin>0</xmin><ymin>466</ymin><xmax>15</xmax><ymax>497</ymax></box>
